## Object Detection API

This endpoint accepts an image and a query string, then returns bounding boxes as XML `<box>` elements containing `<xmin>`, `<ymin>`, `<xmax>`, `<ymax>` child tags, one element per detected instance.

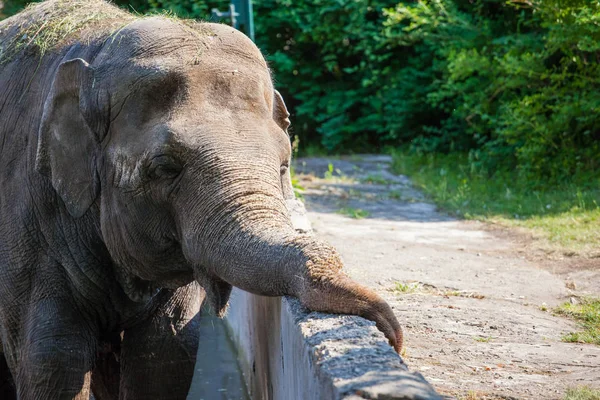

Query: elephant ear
<box><xmin>36</xmin><ymin>58</ymin><xmax>109</xmax><ymax>218</ymax></box>
<box><xmin>273</xmin><ymin>89</ymin><xmax>291</xmax><ymax>133</ymax></box>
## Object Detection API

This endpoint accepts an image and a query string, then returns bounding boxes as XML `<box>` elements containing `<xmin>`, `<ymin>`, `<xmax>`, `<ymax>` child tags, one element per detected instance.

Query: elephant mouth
<box><xmin>115</xmin><ymin>264</ymin><xmax>195</xmax><ymax>303</ymax></box>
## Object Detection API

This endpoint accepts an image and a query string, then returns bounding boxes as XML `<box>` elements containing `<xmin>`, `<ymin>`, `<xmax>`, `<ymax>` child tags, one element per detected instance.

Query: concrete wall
<box><xmin>224</xmin><ymin>289</ymin><xmax>441</xmax><ymax>400</ymax></box>
<box><xmin>225</xmin><ymin>290</ymin><xmax>335</xmax><ymax>399</ymax></box>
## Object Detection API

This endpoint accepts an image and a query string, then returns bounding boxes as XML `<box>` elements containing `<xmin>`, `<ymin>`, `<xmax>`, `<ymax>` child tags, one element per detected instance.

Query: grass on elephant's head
<box><xmin>390</xmin><ymin>150</ymin><xmax>600</xmax><ymax>256</ymax></box>
<box><xmin>564</xmin><ymin>386</ymin><xmax>600</xmax><ymax>400</ymax></box>
<box><xmin>337</xmin><ymin>207</ymin><xmax>369</xmax><ymax>219</ymax></box>
<box><xmin>0</xmin><ymin>0</ymin><xmax>212</xmax><ymax>65</ymax></box>
<box><xmin>554</xmin><ymin>298</ymin><xmax>600</xmax><ymax>346</ymax></box>
<box><xmin>0</xmin><ymin>0</ymin><xmax>135</xmax><ymax>64</ymax></box>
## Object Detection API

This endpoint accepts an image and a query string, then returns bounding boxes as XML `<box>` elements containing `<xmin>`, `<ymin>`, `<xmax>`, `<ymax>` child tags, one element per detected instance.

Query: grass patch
<box><xmin>290</xmin><ymin>167</ymin><xmax>304</xmax><ymax>201</ymax></box>
<box><xmin>394</xmin><ymin>282</ymin><xmax>421</xmax><ymax>293</ymax></box>
<box><xmin>564</xmin><ymin>386</ymin><xmax>600</xmax><ymax>400</ymax></box>
<box><xmin>320</xmin><ymin>163</ymin><xmax>355</xmax><ymax>183</ymax></box>
<box><xmin>388</xmin><ymin>190</ymin><xmax>403</xmax><ymax>200</ymax></box>
<box><xmin>554</xmin><ymin>298</ymin><xmax>600</xmax><ymax>345</ymax></box>
<box><xmin>323</xmin><ymin>163</ymin><xmax>343</xmax><ymax>180</ymax></box>
<box><xmin>337</xmin><ymin>207</ymin><xmax>370</xmax><ymax>219</ymax></box>
<box><xmin>390</xmin><ymin>282</ymin><xmax>486</xmax><ymax>299</ymax></box>
<box><xmin>443</xmin><ymin>290</ymin><xmax>485</xmax><ymax>299</ymax></box>
<box><xmin>391</xmin><ymin>150</ymin><xmax>600</xmax><ymax>255</ymax></box>
<box><xmin>361</xmin><ymin>174</ymin><xmax>393</xmax><ymax>185</ymax></box>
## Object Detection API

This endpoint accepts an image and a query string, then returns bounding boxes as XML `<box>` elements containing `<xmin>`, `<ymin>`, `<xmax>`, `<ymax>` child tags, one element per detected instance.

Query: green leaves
<box><xmin>5</xmin><ymin>0</ymin><xmax>597</xmax><ymax>181</ymax></box>
<box><xmin>383</xmin><ymin>0</ymin><xmax>600</xmax><ymax>181</ymax></box>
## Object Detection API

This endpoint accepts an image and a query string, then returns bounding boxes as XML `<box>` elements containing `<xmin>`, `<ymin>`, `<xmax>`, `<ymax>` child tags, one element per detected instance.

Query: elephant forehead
<box><xmin>103</xmin><ymin>20</ymin><xmax>272</xmax><ymax>107</ymax></box>
<box><xmin>198</xmin><ymin>22</ymin><xmax>267</xmax><ymax>67</ymax></box>
<box><xmin>107</xmin><ymin>19</ymin><xmax>266</xmax><ymax>69</ymax></box>
<box><xmin>110</xmin><ymin>18</ymin><xmax>213</xmax><ymax>60</ymax></box>
<box><xmin>187</xmin><ymin>63</ymin><xmax>273</xmax><ymax>110</ymax></box>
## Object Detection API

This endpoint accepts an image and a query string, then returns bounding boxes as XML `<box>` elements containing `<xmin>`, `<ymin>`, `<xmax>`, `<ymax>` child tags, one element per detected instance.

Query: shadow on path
<box><xmin>294</xmin><ymin>155</ymin><xmax>452</xmax><ymax>223</ymax></box>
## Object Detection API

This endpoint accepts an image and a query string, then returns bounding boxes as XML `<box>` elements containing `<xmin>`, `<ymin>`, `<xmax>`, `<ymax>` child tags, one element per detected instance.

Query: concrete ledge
<box><xmin>224</xmin><ymin>290</ymin><xmax>441</xmax><ymax>399</ymax></box>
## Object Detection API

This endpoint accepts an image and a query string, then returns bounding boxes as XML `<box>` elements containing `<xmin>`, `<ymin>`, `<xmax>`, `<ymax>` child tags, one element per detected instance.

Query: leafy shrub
<box><xmin>3</xmin><ymin>0</ymin><xmax>599</xmax><ymax>181</ymax></box>
<box><xmin>383</xmin><ymin>0</ymin><xmax>600</xmax><ymax>180</ymax></box>
<box><xmin>252</xmin><ymin>0</ymin><xmax>405</xmax><ymax>150</ymax></box>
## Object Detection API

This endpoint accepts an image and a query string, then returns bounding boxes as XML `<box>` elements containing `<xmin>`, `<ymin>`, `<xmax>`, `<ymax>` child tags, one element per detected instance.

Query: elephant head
<box><xmin>35</xmin><ymin>19</ymin><xmax>403</xmax><ymax>352</ymax></box>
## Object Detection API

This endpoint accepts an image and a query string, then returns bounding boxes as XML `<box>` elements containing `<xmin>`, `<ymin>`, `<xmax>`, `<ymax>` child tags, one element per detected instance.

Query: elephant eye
<box><xmin>148</xmin><ymin>155</ymin><xmax>182</xmax><ymax>180</ymax></box>
<box><xmin>280</xmin><ymin>162</ymin><xmax>289</xmax><ymax>176</ymax></box>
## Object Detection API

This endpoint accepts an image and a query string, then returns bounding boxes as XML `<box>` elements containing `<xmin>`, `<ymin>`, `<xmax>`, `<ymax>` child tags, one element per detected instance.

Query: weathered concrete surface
<box><xmin>225</xmin><ymin>290</ymin><xmax>441</xmax><ymax>400</ymax></box>
<box><xmin>294</xmin><ymin>155</ymin><xmax>600</xmax><ymax>399</ymax></box>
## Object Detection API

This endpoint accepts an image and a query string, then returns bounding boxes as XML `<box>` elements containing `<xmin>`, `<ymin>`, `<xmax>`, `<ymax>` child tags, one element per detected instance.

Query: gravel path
<box><xmin>294</xmin><ymin>155</ymin><xmax>600</xmax><ymax>399</ymax></box>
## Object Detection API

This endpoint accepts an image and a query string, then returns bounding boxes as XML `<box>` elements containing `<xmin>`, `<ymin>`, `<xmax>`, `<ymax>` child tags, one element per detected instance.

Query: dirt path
<box><xmin>294</xmin><ymin>155</ymin><xmax>600</xmax><ymax>400</ymax></box>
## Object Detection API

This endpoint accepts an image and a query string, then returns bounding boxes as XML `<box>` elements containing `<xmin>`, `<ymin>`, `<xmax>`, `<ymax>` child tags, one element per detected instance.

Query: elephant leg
<box><xmin>15</xmin><ymin>298</ymin><xmax>98</xmax><ymax>400</ymax></box>
<box><xmin>91</xmin><ymin>336</ymin><xmax>121</xmax><ymax>400</ymax></box>
<box><xmin>0</xmin><ymin>353</ymin><xmax>16</xmax><ymax>400</ymax></box>
<box><xmin>119</xmin><ymin>282</ymin><xmax>204</xmax><ymax>400</ymax></box>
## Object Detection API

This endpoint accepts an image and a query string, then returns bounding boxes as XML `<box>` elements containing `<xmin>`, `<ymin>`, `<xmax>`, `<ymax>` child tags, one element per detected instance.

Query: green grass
<box><xmin>361</xmin><ymin>175</ymin><xmax>393</xmax><ymax>185</ymax></box>
<box><xmin>554</xmin><ymin>298</ymin><xmax>600</xmax><ymax>345</ymax></box>
<box><xmin>290</xmin><ymin>167</ymin><xmax>304</xmax><ymax>200</ymax></box>
<box><xmin>321</xmin><ymin>163</ymin><xmax>355</xmax><ymax>183</ymax></box>
<box><xmin>394</xmin><ymin>282</ymin><xmax>420</xmax><ymax>293</ymax></box>
<box><xmin>443</xmin><ymin>290</ymin><xmax>485</xmax><ymax>299</ymax></box>
<box><xmin>337</xmin><ymin>207</ymin><xmax>370</xmax><ymax>219</ymax></box>
<box><xmin>391</xmin><ymin>150</ymin><xmax>600</xmax><ymax>255</ymax></box>
<box><xmin>564</xmin><ymin>386</ymin><xmax>600</xmax><ymax>400</ymax></box>
<box><xmin>323</xmin><ymin>163</ymin><xmax>337</xmax><ymax>180</ymax></box>
<box><xmin>388</xmin><ymin>190</ymin><xmax>403</xmax><ymax>200</ymax></box>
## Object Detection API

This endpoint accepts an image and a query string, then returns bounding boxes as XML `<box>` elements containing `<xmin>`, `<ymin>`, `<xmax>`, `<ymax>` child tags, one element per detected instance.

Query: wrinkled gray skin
<box><xmin>0</xmin><ymin>1</ymin><xmax>403</xmax><ymax>399</ymax></box>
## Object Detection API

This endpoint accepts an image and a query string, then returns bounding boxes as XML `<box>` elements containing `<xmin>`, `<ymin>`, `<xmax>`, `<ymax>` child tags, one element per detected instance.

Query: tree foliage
<box><xmin>3</xmin><ymin>0</ymin><xmax>599</xmax><ymax>180</ymax></box>
<box><xmin>381</xmin><ymin>0</ymin><xmax>600</xmax><ymax>180</ymax></box>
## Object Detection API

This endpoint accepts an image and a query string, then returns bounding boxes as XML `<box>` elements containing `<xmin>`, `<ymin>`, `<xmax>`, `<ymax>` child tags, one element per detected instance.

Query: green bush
<box><xmin>3</xmin><ymin>0</ymin><xmax>599</xmax><ymax>181</ymax></box>
<box><xmin>383</xmin><ymin>0</ymin><xmax>600</xmax><ymax>180</ymax></box>
<box><xmin>262</xmin><ymin>0</ymin><xmax>599</xmax><ymax>180</ymax></box>
<box><xmin>252</xmin><ymin>0</ymin><xmax>406</xmax><ymax>150</ymax></box>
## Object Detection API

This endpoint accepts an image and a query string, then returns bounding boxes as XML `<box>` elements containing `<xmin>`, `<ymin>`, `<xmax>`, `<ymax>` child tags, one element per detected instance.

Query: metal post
<box><xmin>232</xmin><ymin>0</ymin><xmax>254</xmax><ymax>42</ymax></box>
<box><xmin>211</xmin><ymin>0</ymin><xmax>255</xmax><ymax>42</ymax></box>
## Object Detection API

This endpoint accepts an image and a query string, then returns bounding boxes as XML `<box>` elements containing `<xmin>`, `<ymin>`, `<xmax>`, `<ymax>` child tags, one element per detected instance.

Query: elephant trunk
<box><xmin>183</xmin><ymin>191</ymin><xmax>403</xmax><ymax>352</ymax></box>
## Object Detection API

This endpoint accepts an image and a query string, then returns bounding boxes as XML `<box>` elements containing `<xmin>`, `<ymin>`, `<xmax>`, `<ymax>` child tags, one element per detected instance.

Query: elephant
<box><xmin>0</xmin><ymin>0</ymin><xmax>403</xmax><ymax>399</ymax></box>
